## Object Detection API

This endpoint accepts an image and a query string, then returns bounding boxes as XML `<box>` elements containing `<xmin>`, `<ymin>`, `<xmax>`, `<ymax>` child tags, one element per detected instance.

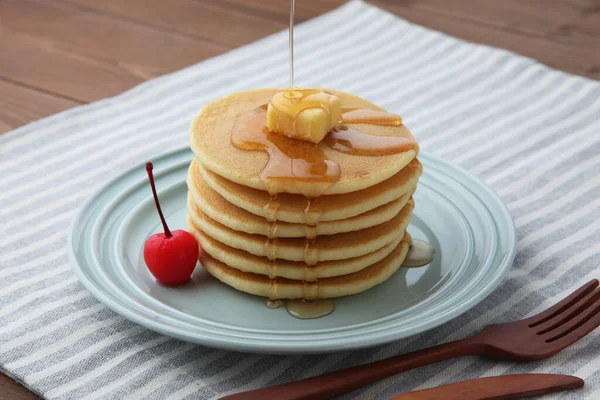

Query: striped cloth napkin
<box><xmin>1</xmin><ymin>1</ymin><xmax>599</xmax><ymax>399</ymax></box>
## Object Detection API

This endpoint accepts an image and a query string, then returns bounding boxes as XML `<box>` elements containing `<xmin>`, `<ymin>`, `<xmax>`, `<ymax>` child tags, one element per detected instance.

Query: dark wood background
<box><xmin>1</xmin><ymin>0</ymin><xmax>598</xmax><ymax>398</ymax></box>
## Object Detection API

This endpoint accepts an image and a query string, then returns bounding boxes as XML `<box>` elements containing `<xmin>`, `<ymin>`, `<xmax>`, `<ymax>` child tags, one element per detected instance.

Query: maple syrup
<box><xmin>402</xmin><ymin>239</ymin><xmax>435</xmax><ymax>267</ymax></box>
<box><xmin>324</xmin><ymin>125</ymin><xmax>415</xmax><ymax>156</ymax></box>
<box><xmin>286</xmin><ymin>299</ymin><xmax>334</xmax><ymax>319</ymax></box>
<box><xmin>265</xmin><ymin>299</ymin><xmax>283</xmax><ymax>309</ymax></box>
<box><xmin>303</xmin><ymin>266</ymin><xmax>318</xmax><ymax>283</ymax></box>
<box><xmin>263</xmin><ymin>195</ymin><xmax>280</xmax><ymax>222</ymax></box>
<box><xmin>231</xmin><ymin>105</ymin><xmax>341</xmax><ymax>191</ymax></box>
<box><xmin>341</xmin><ymin>108</ymin><xmax>403</xmax><ymax>126</ymax></box>
<box><xmin>229</xmin><ymin>0</ymin><xmax>423</xmax><ymax>319</ymax></box>
<box><xmin>231</xmin><ymin>106</ymin><xmax>416</xmax><ymax>312</ymax></box>
<box><xmin>265</xmin><ymin>297</ymin><xmax>335</xmax><ymax>320</ymax></box>
<box><xmin>288</xmin><ymin>0</ymin><xmax>295</xmax><ymax>94</ymax></box>
<box><xmin>231</xmin><ymin>105</ymin><xmax>414</xmax><ymax>188</ymax></box>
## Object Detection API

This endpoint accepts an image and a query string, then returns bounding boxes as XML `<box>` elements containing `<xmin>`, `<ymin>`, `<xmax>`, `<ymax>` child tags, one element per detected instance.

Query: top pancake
<box><xmin>190</xmin><ymin>88</ymin><xmax>419</xmax><ymax>196</ymax></box>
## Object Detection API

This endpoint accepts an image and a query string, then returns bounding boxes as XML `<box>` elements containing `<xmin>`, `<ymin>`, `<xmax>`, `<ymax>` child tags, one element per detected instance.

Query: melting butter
<box><xmin>267</xmin><ymin>90</ymin><xmax>342</xmax><ymax>143</ymax></box>
<box><xmin>403</xmin><ymin>240</ymin><xmax>435</xmax><ymax>267</ymax></box>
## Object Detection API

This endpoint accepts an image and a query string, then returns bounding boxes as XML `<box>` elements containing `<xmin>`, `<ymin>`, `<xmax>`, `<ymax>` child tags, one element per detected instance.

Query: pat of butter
<box><xmin>267</xmin><ymin>90</ymin><xmax>342</xmax><ymax>143</ymax></box>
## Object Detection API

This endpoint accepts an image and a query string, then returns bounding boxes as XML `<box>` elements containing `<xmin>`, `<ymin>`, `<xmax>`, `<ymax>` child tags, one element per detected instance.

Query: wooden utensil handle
<box><xmin>221</xmin><ymin>337</ymin><xmax>482</xmax><ymax>400</ymax></box>
<box><xmin>391</xmin><ymin>374</ymin><xmax>584</xmax><ymax>400</ymax></box>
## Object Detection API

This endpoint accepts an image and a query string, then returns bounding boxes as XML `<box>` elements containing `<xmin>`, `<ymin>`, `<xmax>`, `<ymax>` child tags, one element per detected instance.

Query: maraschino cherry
<box><xmin>144</xmin><ymin>162</ymin><xmax>199</xmax><ymax>285</ymax></box>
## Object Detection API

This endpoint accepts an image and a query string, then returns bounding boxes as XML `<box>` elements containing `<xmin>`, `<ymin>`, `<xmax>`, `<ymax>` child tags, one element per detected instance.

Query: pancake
<box><xmin>194</xmin><ymin>157</ymin><xmax>422</xmax><ymax>224</ymax></box>
<box><xmin>188</xmin><ymin>194</ymin><xmax>414</xmax><ymax>263</ymax></box>
<box><xmin>198</xmin><ymin>232</ymin><xmax>412</xmax><ymax>300</ymax></box>
<box><xmin>190</xmin><ymin>88</ymin><xmax>419</xmax><ymax>196</ymax></box>
<box><xmin>188</xmin><ymin>164</ymin><xmax>415</xmax><ymax>237</ymax></box>
<box><xmin>188</xmin><ymin>224</ymin><xmax>404</xmax><ymax>281</ymax></box>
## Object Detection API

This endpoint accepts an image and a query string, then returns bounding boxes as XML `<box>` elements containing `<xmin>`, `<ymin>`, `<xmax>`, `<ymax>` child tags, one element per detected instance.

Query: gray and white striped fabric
<box><xmin>1</xmin><ymin>1</ymin><xmax>599</xmax><ymax>398</ymax></box>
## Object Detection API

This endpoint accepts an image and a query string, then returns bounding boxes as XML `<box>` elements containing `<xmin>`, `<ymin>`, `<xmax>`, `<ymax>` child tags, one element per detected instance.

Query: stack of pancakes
<box><xmin>187</xmin><ymin>89</ymin><xmax>421</xmax><ymax>300</ymax></box>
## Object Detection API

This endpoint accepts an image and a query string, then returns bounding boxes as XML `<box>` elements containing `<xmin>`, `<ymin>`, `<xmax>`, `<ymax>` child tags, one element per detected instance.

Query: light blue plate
<box><xmin>68</xmin><ymin>148</ymin><xmax>517</xmax><ymax>354</ymax></box>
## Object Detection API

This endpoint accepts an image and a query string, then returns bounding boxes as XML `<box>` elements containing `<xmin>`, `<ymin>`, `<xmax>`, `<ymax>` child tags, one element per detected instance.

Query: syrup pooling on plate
<box><xmin>231</xmin><ymin>98</ymin><xmax>417</xmax><ymax>316</ymax></box>
<box><xmin>403</xmin><ymin>239</ymin><xmax>435</xmax><ymax>267</ymax></box>
<box><xmin>264</xmin><ymin>298</ymin><xmax>335</xmax><ymax>319</ymax></box>
<box><xmin>286</xmin><ymin>299</ymin><xmax>334</xmax><ymax>319</ymax></box>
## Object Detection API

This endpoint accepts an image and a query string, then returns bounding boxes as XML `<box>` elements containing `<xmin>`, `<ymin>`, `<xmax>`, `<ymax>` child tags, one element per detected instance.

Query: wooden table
<box><xmin>1</xmin><ymin>0</ymin><xmax>598</xmax><ymax>398</ymax></box>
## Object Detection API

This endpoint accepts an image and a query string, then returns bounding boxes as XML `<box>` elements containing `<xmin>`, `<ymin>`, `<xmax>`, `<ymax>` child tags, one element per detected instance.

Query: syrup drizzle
<box><xmin>231</xmin><ymin>101</ymin><xmax>417</xmax><ymax>305</ymax></box>
<box><xmin>265</xmin><ymin>299</ymin><xmax>283</xmax><ymax>309</ymax></box>
<box><xmin>231</xmin><ymin>105</ymin><xmax>341</xmax><ymax>192</ymax></box>
<box><xmin>263</xmin><ymin>196</ymin><xmax>281</xmax><ymax>223</ymax></box>
<box><xmin>231</xmin><ymin>104</ymin><xmax>415</xmax><ymax>189</ymax></box>
<box><xmin>324</xmin><ymin>125</ymin><xmax>415</xmax><ymax>157</ymax></box>
<box><xmin>288</xmin><ymin>0</ymin><xmax>295</xmax><ymax>93</ymax></box>
<box><xmin>229</xmin><ymin>1</ymin><xmax>422</xmax><ymax>319</ymax></box>
<box><xmin>341</xmin><ymin>108</ymin><xmax>403</xmax><ymax>126</ymax></box>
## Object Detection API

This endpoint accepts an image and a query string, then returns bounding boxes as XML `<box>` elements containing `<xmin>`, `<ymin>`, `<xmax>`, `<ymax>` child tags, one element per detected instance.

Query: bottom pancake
<box><xmin>198</xmin><ymin>232</ymin><xmax>412</xmax><ymax>300</ymax></box>
<box><xmin>187</xmin><ymin>221</ymin><xmax>403</xmax><ymax>281</ymax></box>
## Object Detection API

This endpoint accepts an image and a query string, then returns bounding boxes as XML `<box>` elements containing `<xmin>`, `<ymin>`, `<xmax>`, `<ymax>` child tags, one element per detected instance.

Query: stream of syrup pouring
<box><xmin>230</xmin><ymin>0</ymin><xmax>428</xmax><ymax>319</ymax></box>
<box><xmin>288</xmin><ymin>0</ymin><xmax>295</xmax><ymax>94</ymax></box>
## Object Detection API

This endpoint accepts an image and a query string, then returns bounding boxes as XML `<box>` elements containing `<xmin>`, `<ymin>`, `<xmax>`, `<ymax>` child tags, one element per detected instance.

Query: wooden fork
<box><xmin>222</xmin><ymin>279</ymin><xmax>600</xmax><ymax>400</ymax></box>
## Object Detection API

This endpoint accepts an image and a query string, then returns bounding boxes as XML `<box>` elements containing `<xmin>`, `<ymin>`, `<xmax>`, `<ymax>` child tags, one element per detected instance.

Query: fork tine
<box><xmin>541</xmin><ymin>302</ymin><xmax>600</xmax><ymax>352</ymax></box>
<box><xmin>543</xmin><ymin>299</ymin><xmax>600</xmax><ymax>342</ymax></box>
<box><xmin>527</xmin><ymin>279</ymin><xmax>599</xmax><ymax>327</ymax></box>
<box><xmin>534</xmin><ymin>286</ymin><xmax>600</xmax><ymax>334</ymax></box>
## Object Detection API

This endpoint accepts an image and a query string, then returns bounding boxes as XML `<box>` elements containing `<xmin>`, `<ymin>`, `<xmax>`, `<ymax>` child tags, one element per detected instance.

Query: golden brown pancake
<box><xmin>198</xmin><ymin>232</ymin><xmax>412</xmax><ymax>300</ymax></box>
<box><xmin>186</xmin><ymin>87</ymin><xmax>423</xmax><ymax>302</ymax></box>
<box><xmin>188</xmin><ymin>224</ymin><xmax>404</xmax><ymax>281</ymax></box>
<box><xmin>188</xmin><ymin>164</ymin><xmax>414</xmax><ymax>237</ymax></box>
<box><xmin>188</xmin><ymin>194</ymin><xmax>414</xmax><ymax>263</ymax></box>
<box><xmin>190</xmin><ymin>88</ymin><xmax>419</xmax><ymax>197</ymax></box>
<box><xmin>193</xmin><ymin>157</ymin><xmax>422</xmax><ymax>224</ymax></box>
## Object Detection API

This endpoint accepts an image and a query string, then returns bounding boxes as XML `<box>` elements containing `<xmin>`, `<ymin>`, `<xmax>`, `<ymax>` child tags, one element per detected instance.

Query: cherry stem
<box><xmin>146</xmin><ymin>162</ymin><xmax>172</xmax><ymax>238</ymax></box>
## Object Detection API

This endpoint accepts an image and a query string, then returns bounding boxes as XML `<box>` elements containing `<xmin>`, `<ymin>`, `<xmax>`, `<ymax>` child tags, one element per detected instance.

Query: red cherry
<box><xmin>143</xmin><ymin>162</ymin><xmax>199</xmax><ymax>285</ymax></box>
<box><xmin>144</xmin><ymin>230</ymin><xmax>199</xmax><ymax>285</ymax></box>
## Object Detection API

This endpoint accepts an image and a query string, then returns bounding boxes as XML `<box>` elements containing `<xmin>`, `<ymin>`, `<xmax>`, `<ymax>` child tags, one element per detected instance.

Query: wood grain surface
<box><xmin>1</xmin><ymin>0</ymin><xmax>598</xmax><ymax>398</ymax></box>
